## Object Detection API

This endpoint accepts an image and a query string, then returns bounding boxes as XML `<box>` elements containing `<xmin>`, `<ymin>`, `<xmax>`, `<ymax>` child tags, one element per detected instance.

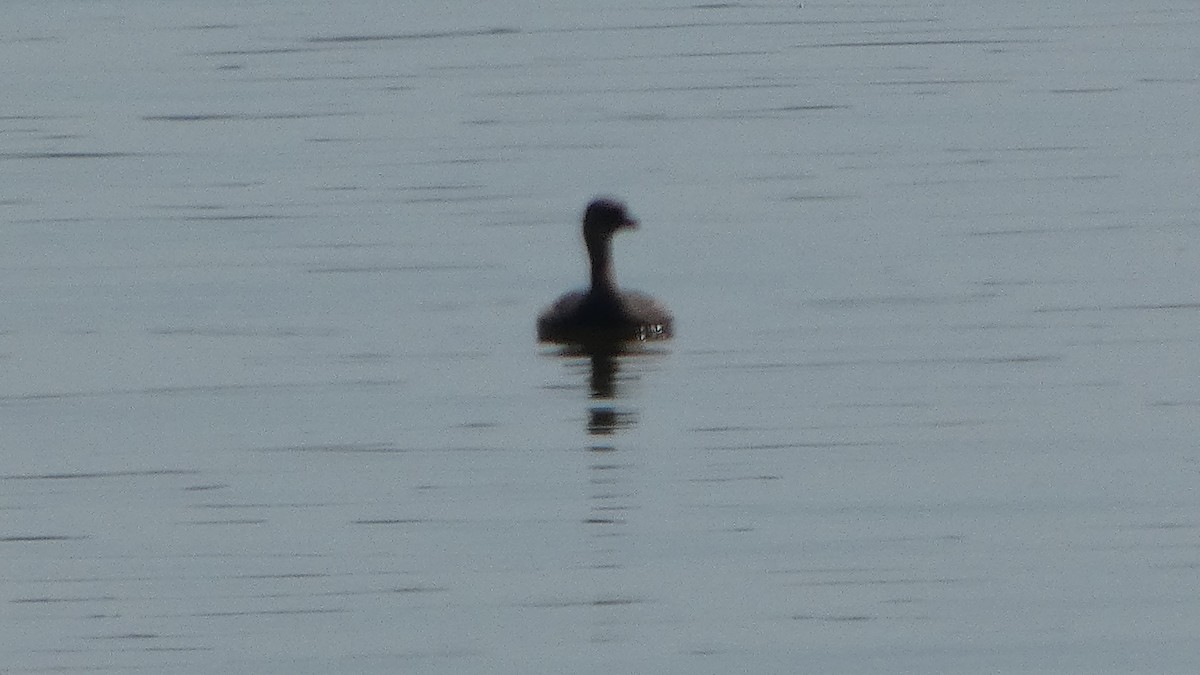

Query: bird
<box><xmin>537</xmin><ymin>197</ymin><xmax>673</xmax><ymax>344</ymax></box>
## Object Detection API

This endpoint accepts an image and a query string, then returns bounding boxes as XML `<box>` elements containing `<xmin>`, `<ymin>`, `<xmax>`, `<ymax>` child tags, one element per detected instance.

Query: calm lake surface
<box><xmin>3</xmin><ymin>1</ymin><xmax>1199</xmax><ymax>672</ymax></box>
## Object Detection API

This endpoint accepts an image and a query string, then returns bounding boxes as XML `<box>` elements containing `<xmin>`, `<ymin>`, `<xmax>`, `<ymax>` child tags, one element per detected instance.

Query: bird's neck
<box><xmin>586</xmin><ymin>235</ymin><xmax>616</xmax><ymax>295</ymax></box>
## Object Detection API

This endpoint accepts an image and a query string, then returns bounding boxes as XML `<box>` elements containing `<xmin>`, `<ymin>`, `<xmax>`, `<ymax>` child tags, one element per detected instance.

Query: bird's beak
<box><xmin>620</xmin><ymin>217</ymin><xmax>639</xmax><ymax>230</ymax></box>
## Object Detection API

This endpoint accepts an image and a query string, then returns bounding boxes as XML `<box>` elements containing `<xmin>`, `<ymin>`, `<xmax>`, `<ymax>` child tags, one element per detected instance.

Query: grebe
<box><xmin>537</xmin><ymin>198</ymin><xmax>673</xmax><ymax>343</ymax></box>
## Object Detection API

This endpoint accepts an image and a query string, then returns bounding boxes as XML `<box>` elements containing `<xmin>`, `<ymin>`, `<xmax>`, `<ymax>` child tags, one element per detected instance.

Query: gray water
<box><xmin>3</xmin><ymin>1</ymin><xmax>1199</xmax><ymax>673</ymax></box>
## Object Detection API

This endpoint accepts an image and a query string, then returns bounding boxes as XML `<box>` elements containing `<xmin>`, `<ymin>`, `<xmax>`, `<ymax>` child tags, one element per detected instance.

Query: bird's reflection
<box><xmin>544</xmin><ymin>337</ymin><xmax>668</xmax><ymax>644</ymax></box>
<box><xmin>582</xmin><ymin>345</ymin><xmax>639</xmax><ymax>435</ymax></box>
<box><xmin>554</xmin><ymin>338</ymin><xmax>664</xmax><ymax>404</ymax></box>
<box><xmin>587</xmin><ymin>406</ymin><xmax>636</xmax><ymax>436</ymax></box>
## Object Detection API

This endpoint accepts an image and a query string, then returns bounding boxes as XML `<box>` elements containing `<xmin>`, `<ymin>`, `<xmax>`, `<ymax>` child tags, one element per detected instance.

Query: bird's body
<box><xmin>537</xmin><ymin>198</ymin><xmax>673</xmax><ymax>344</ymax></box>
<box><xmin>537</xmin><ymin>287</ymin><xmax>672</xmax><ymax>343</ymax></box>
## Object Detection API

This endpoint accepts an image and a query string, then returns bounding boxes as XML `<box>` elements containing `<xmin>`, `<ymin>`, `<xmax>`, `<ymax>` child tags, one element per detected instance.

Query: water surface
<box><xmin>3</xmin><ymin>1</ymin><xmax>1199</xmax><ymax>673</ymax></box>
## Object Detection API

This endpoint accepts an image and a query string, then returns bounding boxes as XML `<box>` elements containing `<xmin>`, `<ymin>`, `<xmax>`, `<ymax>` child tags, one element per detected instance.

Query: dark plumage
<box><xmin>537</xmin><ymin>198</ymin><xmax>673</xmax><ymax>344</ymax></box>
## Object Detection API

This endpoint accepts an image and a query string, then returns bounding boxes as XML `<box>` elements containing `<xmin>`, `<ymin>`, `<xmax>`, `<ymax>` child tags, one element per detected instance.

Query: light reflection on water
<box><xmin>3</xmin><ymin>0</ymin><xmax>1200</xmax><ymax>672</ymax></box>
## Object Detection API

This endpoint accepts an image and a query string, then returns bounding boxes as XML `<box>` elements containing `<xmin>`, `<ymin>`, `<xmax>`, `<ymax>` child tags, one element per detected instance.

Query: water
<box><xmin>3</xmin><ymin>1</ymin><xmax>1199</xmax><ymax>672</ymax></box>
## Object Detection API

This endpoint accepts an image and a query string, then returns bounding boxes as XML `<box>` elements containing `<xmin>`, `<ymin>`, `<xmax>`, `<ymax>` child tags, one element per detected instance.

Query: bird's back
<box><xmin>537</xmin><ymin>288</ymin><xmax>671</xmax><ymax>343</ymax></box>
